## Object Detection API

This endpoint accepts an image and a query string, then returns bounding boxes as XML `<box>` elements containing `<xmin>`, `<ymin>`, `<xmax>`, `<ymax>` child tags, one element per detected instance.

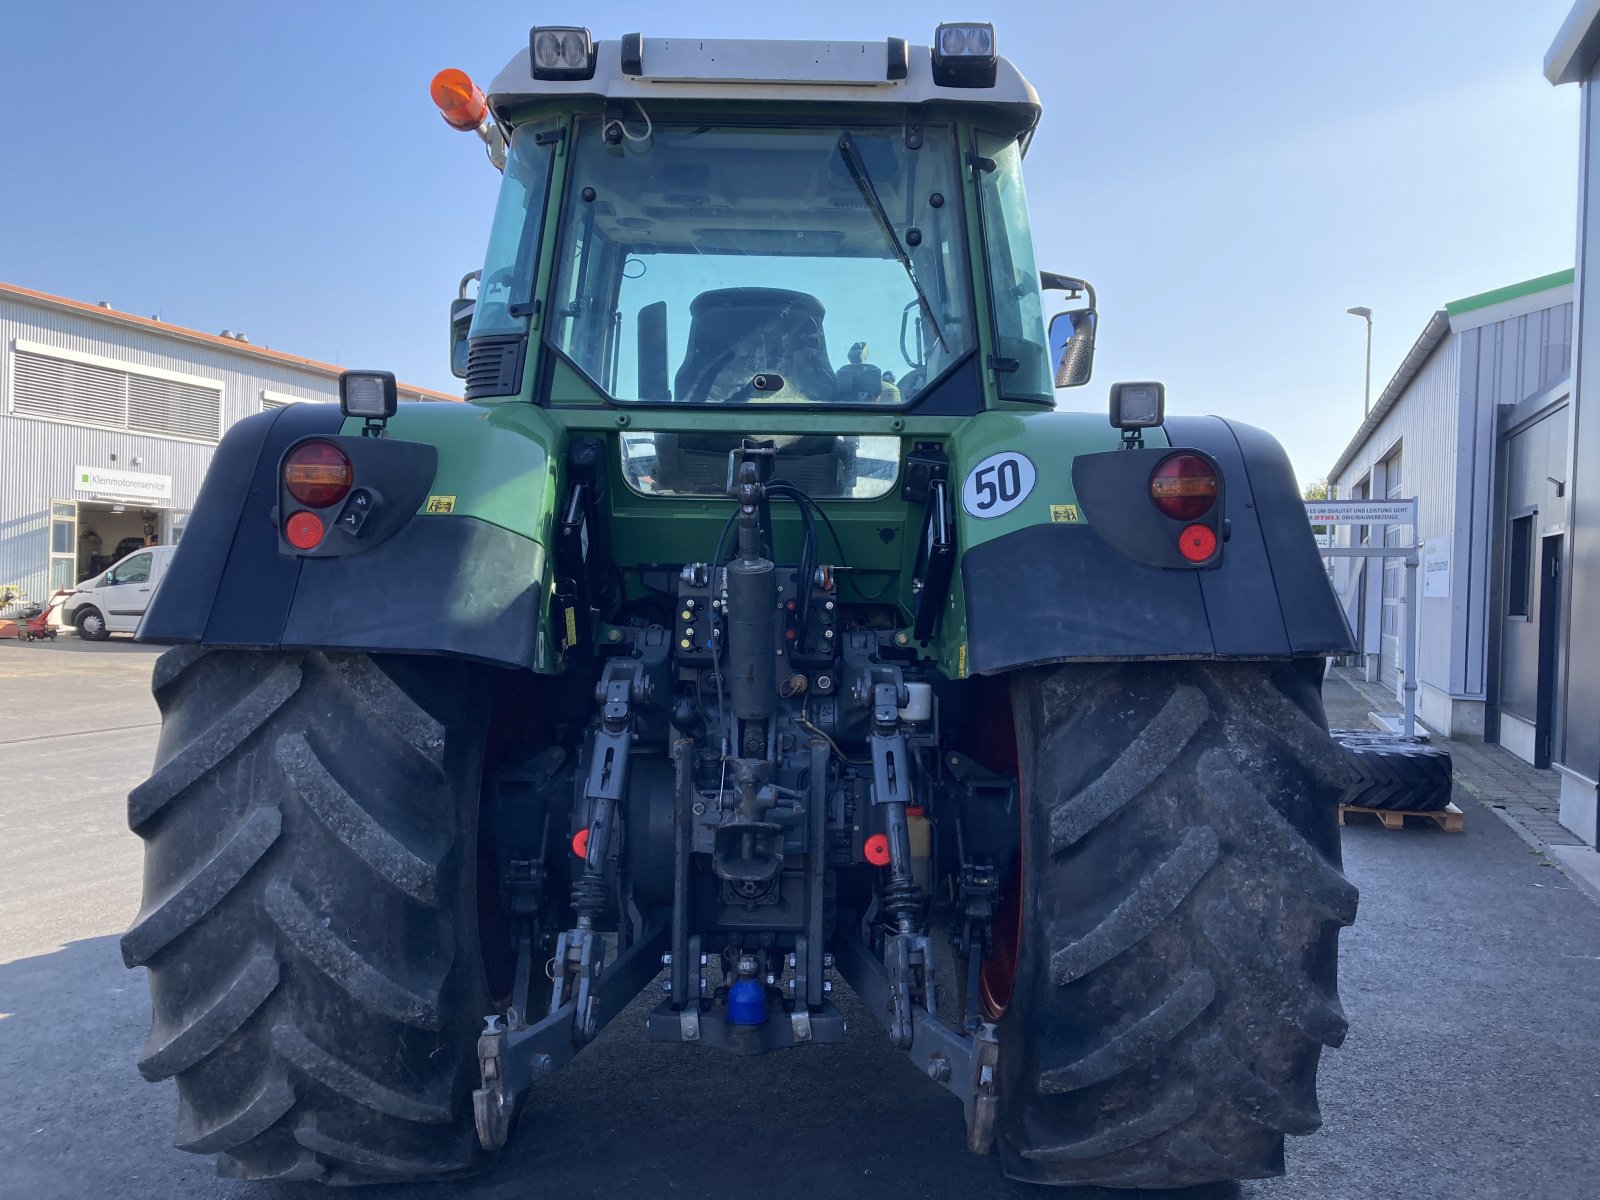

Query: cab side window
<box><xmin>974</xmin><ymin>129</ymin><xmax>1052</xmax><ymax>402</ymax></box>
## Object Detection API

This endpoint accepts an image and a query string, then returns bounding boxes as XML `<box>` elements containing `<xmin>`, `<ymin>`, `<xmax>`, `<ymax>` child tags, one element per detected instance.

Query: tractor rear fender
<box><xmin>139</xmin><ymin>401</ymin><xmax>566</xmax><ymax>671</ymax></box>
<box><xmin>950</xmin><ymin>412</ymin><xmax>1355</xmax><ymax>675</ymax></box>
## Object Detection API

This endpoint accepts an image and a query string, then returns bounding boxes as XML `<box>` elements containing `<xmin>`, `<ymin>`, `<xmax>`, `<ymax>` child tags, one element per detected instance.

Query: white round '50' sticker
<box><xmin>962</xmin><ymin>451</ymin><xmax>1036</xmax><ymax>518</ymax></box>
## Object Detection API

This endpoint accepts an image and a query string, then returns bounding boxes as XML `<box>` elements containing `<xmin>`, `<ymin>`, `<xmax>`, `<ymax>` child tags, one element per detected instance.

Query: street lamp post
<box><xmin>1347</xmin><ymin>306</ymin><xmax>1373</xmax><ymax>416</ymax></box>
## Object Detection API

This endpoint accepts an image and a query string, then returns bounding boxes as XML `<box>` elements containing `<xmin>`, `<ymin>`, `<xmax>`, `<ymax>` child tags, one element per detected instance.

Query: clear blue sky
<box><xmin>0</xmin><ymin>0</ymin><xmax>1579</xmax><ymax>484</ymax></box>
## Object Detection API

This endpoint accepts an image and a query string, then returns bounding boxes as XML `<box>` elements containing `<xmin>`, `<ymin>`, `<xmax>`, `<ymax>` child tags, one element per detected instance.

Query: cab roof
<box><xmin>487</xmin><ymin>35</ymin><xmax>1040</xmax><ymax>134</ymax></box>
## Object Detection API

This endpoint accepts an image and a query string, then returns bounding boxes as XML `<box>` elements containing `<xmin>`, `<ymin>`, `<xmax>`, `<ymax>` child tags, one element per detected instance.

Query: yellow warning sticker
<box><xmin>564</xmin><ymin>605</ymin><xmax>579</xmax><ymax>647</ymax></box>
<box><xmin>958</xmin><ymin>643</ymin><xmax>968</xmax><ymax>679</ymax></box>
<box><xmin>424</xmin><ymin>495</ymin><xmax>456</xmax><ymax>514</ymax></box>
<box><xmin>1049</xmin><ymin>504</ymin><xmax>1080</xmax><ymax>523</ymax></box>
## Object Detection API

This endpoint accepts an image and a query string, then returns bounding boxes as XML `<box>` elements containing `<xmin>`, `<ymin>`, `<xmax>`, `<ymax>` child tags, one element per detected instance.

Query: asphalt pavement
<box><xmin>2</xmin><ymin>641</ymin><xmax>1598</xmax><ymax>1199</ymax></box>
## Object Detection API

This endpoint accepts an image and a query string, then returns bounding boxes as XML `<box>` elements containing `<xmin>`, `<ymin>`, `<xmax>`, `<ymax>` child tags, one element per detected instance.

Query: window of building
<box><xmin>49</xmin><ymin>501</ymin><xmax>77</xmax><ymax>592</ymax></box>
<box><xmin>261</xmin><ymin>390</ymin><xmax>325</xmax><ymax>411</ymax></box>
<box><xmin>1507</xmin><ymin>513</ymin><xmax>1534</xmax><ymax>619</ymax></box>
<box><xmin>9</xmin><ymin>339</ymin><xmax>222</xmax><ymax>441</ymax></box>
<box><xmin>1381</xmin><ymin>448</ymin><xmax>1405</xmax><ymax>639</ymax></box>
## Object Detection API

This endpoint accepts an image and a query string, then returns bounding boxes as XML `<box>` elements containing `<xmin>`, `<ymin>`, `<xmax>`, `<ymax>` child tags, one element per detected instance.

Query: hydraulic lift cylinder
<box><xmin>726</xmin><ymin>557</ymin><xmax>777</xmax><ymax>720</ymax></box>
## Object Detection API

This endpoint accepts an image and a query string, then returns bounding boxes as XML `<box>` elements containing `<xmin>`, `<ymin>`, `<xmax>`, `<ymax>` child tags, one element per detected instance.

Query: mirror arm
<box><xmin>1040</xmin><ymin>272</ymin><xmax>1095</xmax><ymax>309</ymax></box>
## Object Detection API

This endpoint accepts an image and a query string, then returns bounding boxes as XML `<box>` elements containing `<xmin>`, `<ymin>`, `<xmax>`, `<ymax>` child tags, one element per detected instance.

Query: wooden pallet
<box><xmin>1339</xmin><ymin>801</ymin><xmax>1463</xmax><ymax>833</ymax></box>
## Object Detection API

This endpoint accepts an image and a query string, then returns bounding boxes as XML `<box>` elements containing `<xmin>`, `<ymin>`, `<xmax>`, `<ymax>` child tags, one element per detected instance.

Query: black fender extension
<box><xmin>961</xmin><ymin>416</ymin><xmax>1355</xmax><ymax>674</ymax></box>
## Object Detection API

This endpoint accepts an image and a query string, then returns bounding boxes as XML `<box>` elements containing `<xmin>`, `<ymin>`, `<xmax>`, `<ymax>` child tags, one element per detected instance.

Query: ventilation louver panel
<box><xmin>10</xmin><ymin>346</ymin><xmax>221</xmax><ymax>441</ymax></box>
<box><xmin>129</xmin><ymin>374</ymin><xmax>220</xmax><ymax>440</ymax></box>
<box><xmin>465</xmin><ymin>337</ymin><xmax>524</xmax><ymax>400</ymax></box>
<box><xmin>12</xmin><ymin>350</ymin><xmax>126</xmax><ymax>428</ymax></box>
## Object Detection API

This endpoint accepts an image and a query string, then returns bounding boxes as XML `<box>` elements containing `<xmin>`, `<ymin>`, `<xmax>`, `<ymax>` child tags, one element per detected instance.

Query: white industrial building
<box><xmin>0</xmin><ymin>281</ymin><xmax>455</xmax><ymax>611</ymax></box>
<box><xmin>1545</xmin><ymin>0</ymin><xmax>1600</xmax><ymax>850</ymax></box>
<box><xmin>1327</xmin><ymin>271</ymin><xmax>1573</xmax><ymax>753</ymax></box>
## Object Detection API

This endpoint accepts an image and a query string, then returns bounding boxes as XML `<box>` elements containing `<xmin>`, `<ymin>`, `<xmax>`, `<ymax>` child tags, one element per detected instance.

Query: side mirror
<box><xmin>1048</xmin><ymin>307</ymin><xmax>1097</xmax><ymax>388</ymax></box>
<box><xmin>449</xmin><ymin>297</ymin><xmax>475</xmax><ymax>380</ymax></box>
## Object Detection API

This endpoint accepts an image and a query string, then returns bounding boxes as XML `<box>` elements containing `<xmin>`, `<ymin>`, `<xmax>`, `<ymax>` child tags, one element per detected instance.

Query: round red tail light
<box><xmin>1178</xmin><ymin>523</ymin><xmax>1218</xmax><ymax>562</ymax></box>
<box><xmin>284</xmin><ymin>510</ymin><xmax>326</xmax><ymax>551</ymax></box>
<box><xmin>1150</xmin><ymin>453</ymin><xmax>1219</xmax><ymax>521</ymax></box>
<box><xmin>283</xmin><ymin>440</ymin><xmax>353</xmax><ymax>508</ymax></box>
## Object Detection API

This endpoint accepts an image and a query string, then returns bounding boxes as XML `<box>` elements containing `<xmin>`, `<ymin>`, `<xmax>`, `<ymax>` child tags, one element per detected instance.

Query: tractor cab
<box><xmin>439</xmin><ymin>26</ymin><xmax>1089</xmax><ymax>418</ymax></box>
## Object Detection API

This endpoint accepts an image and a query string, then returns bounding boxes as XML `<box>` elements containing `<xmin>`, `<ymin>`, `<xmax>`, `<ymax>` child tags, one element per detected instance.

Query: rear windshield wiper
<box><xmin>836</xmin><ymin>132</ymin><xmax>948</xmax><ymax>353</ymax></box>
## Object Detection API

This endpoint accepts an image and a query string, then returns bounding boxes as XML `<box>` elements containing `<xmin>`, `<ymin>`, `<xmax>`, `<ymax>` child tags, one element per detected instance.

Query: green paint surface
<box><xmin>1445</xmin><ymin>268</ymin><xmax>1573</xmax><ymax>318</ymax></box>
<box><xmin>331</xmin><ymin>103</ymin><xmax>1201</xmax><ymax>675</ymax></box>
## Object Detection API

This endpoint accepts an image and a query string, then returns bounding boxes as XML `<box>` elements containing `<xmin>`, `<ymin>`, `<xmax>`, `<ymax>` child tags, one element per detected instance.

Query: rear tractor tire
<box><xmin>1331</xmin><ymin>732</ymin><xmax>1453</xmax><ymax>813</ymax></box>
<box><xmin>121</xmin><ymin>647</ymin><xmax>495</xmax><ymax>1184</ymax></box>
<box><xmin>996</xmin><ymin>661</ymin><xmax>1358</xmax><ymax>1188</ymax></box>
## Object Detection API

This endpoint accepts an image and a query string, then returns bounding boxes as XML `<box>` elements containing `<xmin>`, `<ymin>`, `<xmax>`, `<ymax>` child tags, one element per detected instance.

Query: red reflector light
<box><xmin>571</xmin><ymin>828</ymin><xmax>590</xmax><ymax>859</ymax></box>
<box><xmin>283</xmin><ymin>440</ymin><xmax>353</xmax><ymax>508</ymax></box>
<box><xmin>1150</xmin><ymin>453</ymin><xmax>1219</xmax><ymax>521</ymax></box>
<box><xmin>285</xmin><ymin>510</ymin><xmax>325</xmax><ymax>550</ymax></box>
<box><xmin>1178</xmin><ymin>523</ymin><xmax>1218</xmax><ymax>562</ymax></box>
<box><xmin>430</xmin><ymin>68</ymin><xmax>488</xmax><ymax>131</ymax></box>
<box><xmin>864</xmin><ymin>833</ymin><xmax>891</xmax><ymax>866</ymax></box>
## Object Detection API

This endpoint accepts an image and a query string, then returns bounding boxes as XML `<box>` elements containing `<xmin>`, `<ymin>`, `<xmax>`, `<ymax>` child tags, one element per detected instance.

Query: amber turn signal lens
<box><xmin>430</xmin><ymin>68</ymin><xmax>487</xmax><ymax>131</ymax></box>
<box><xmin>284</xmin><ymin>510</ymin><xmax>325</xmax><ymax>551</ymax></box>
<box><xmin>1178</xmin><ymin>523</ymin><xmax>1219</xmax><ymax>563</ymax></box>
<box><xmin>283</xmin><ymin>440</ymin><xmax>353</xmax><ymax>508</ymax></box>
<box><xmin>1150</xmin><ymin>453</ymin><xmax>1219</xmax><ymax>521</ymax></box>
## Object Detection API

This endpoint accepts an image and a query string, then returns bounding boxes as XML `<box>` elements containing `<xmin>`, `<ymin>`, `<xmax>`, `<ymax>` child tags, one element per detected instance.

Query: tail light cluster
<box><xmin>280</xmin><ymin>439</ymin><xmax>370</xmax><ymax>552</ymax></box>
<box><xmin>1149</xmin><ymin>452</ymin><xmax>1222</xmax><ymax>564</ymax></box>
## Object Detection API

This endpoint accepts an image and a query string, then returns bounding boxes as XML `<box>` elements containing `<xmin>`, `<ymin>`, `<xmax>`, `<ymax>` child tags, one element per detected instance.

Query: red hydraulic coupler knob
<box><xmin>864</xmin><ymin>833</ymin><xmax>891</xmax><ymax>867</ymax></box>
<box><xmin>570</xmin><ymin>828</ymin><xmax>590</xmax><ymax>859</ymax></box>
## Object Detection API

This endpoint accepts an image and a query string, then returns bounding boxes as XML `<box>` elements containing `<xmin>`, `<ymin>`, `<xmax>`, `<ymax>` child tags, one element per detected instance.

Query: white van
<box><xmin>62</xmin><ymin>544</ymin><xmax>176</xmax><ymax>641</ymax></box>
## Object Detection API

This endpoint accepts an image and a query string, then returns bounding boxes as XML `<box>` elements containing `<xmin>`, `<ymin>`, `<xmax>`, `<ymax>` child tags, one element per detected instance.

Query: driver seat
<box><xmin>674</xmin><ymin>288</ymin><xmax>836</xmax><ymax>403</ymax></box>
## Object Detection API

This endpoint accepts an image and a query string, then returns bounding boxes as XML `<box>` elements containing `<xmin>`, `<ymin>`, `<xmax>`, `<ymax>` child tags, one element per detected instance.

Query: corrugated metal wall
<box><xmin>1331</xmin><ymin>294</ymin><xmax>1574</xmax><ymax>721</ymax></box>
<box><xmin>0</xmin><ymin>295</ymin><xmax>348</xmax><ymax>606</ymax></box>
<box><xmin>1459</xmin><ymin>301</ymin><xmax>1574</xmax><ymax>698</ymax></box>
<box><xmin>1332</xmin><ymin>334</ymin><xmax>1461</xmax><ymax>701</ymax></box>
<box><xmin>1498</xmin><ymin>406</ymin><xmax>1569</xmax><ymax>725</ymax></box>
<box><xmin>1561</xmin><ymin>68</ymin><xmax>1600</xmax><ymax>789</ymax></box>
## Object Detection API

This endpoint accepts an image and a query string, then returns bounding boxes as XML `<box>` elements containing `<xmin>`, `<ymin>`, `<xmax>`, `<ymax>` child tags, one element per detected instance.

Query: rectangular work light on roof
<box><xmin>531</xmin><ymin>26</ymin><xmax>596</xmax><ymax>80</ymax></box>
<box><xmin>931</xmin><ymin>22</ymin><xmax>998</xmax><ymax>88</ymax></box>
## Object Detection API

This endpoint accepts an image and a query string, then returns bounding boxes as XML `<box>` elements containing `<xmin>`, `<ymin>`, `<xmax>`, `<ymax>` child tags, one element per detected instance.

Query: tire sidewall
<box><xmin>76</xmin><ymin>607</ymin><xmax>108</xmax><ymax>640</ymax></box>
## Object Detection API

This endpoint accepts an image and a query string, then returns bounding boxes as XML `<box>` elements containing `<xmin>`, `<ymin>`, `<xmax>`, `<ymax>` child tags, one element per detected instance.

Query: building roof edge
<box><xmin>1547</xmin><ymin>0</ymin><xmax>1600</xmax><ymax>84</ymax></box>
<box><xmin>1328</xmin><ymin>310</ymin><xmax>1451</xmax><ymax>483</ymax></box>
<box><xmin>0</xmin><ymin>280</ymin><xmax>461</xmax><ymax>403</ymax></box>
<box><xmin>1444</xmin><ymin>268</ymin><xmax>1575</xmax><ymax>318</ymax></box>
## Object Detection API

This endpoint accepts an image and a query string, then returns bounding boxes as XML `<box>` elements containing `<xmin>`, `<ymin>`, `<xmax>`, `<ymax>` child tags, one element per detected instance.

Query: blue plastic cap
<box><xmin>726</xmin><ymin>979</ymin><xmax>769</xmax><ymax>1026</ymax></box>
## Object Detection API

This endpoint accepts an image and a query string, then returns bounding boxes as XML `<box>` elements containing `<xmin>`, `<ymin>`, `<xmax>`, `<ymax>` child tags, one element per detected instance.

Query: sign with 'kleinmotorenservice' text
<box><xmin>73</xmin><ymin>465</ymin><xmax>173</xmax><ymax>501</ymax></box>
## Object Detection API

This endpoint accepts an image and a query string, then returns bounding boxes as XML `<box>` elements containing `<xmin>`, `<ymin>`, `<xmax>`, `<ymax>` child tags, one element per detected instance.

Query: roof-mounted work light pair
<box><xmin>436</xmin><ymin>23</ymin><xmax>998</xmax><ymax>91</ymax></box>
<box><xmin>931</xmin><ymin>23</ymin><xmax>997</xmax><ymax>87</ymax></box>
<box><xmin>530</xmin><ymin>27</ymin><xmax>596</xmax><ymax>79</ymax></box>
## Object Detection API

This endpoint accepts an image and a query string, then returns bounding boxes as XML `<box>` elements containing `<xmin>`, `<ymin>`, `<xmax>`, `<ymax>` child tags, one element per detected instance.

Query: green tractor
<box><xmin>123</xmin><ymin>22</ymin><xmax>1357</xmax><ymax>1189</ymax></box>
